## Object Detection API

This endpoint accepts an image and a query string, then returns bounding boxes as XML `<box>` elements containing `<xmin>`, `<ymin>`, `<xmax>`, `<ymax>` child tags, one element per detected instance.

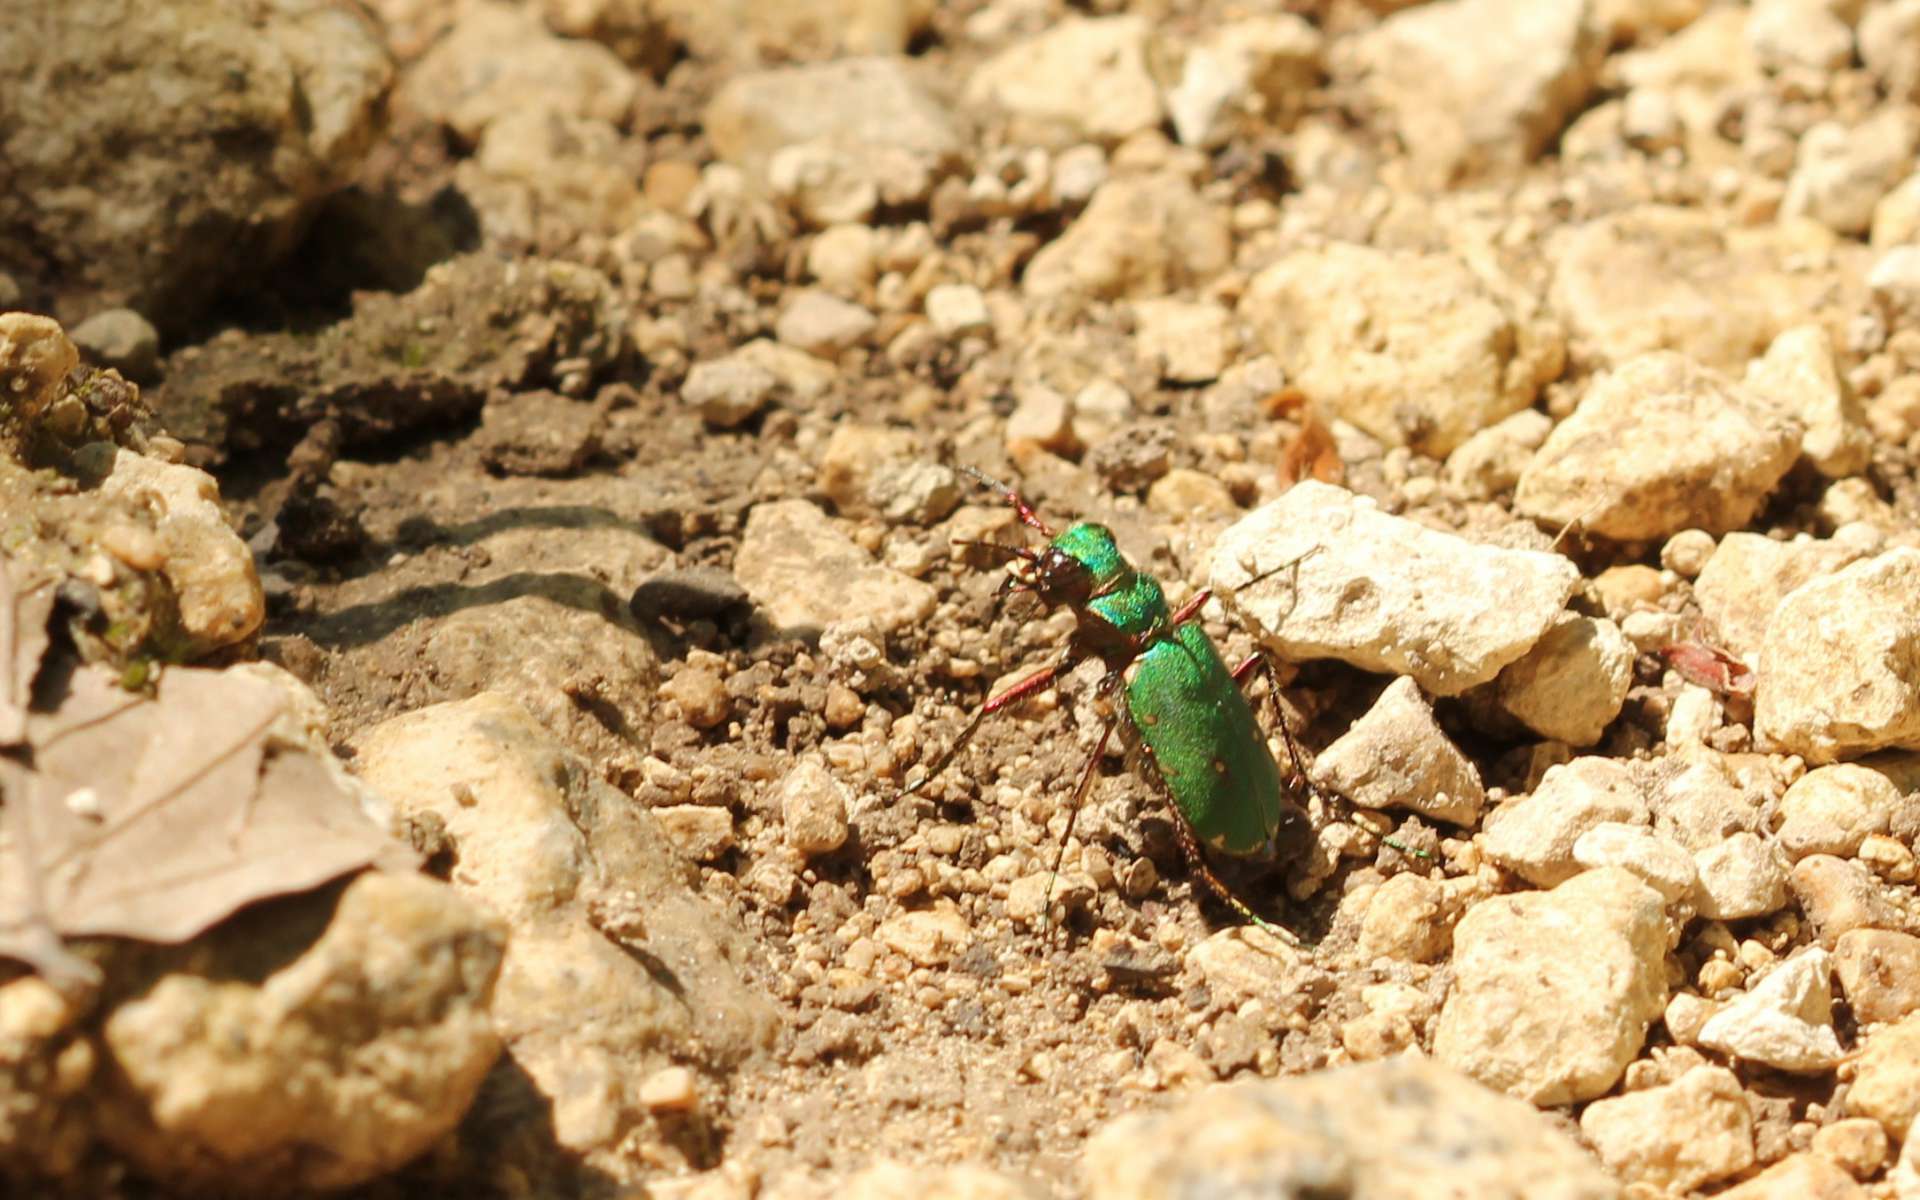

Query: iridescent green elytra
<box><xmin>1125</xmin><ymin>621</ymin><xmax>1288</xmax><ymax>858</ymax></box>
<box><xmin>904</xmin><ymin>473</ymin><xmax>1312</xmax><ymax>934</ymax></box>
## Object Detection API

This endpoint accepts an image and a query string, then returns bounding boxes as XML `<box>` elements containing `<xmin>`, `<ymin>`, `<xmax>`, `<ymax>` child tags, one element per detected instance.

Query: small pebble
<box><xmin>630</xmin><ymin>568</ymin><xmax>749</xmax><ymax>622</ymax></box>
<box><xmin>1661</xmin><ymin>529</ymin><xmax>1717</xmax><ymax>578</ymax></box>
<box><xmin>69</xmin><ymin>307</ymin><xmax>160</xmax><ymax>378</ymax></box>
<box><xmin>639</xmin><ymin>1065</ymin><xmax>699</xmax><ymax>1113</ymax></box>
<box><xmin>660</xmin><ymin>667</ymin><xmax>731</xmax><ymax>729</ymax></box>
<box><xmin>1006</xmin><ymin>385</ymin><xmax>1077</xmax><ymax>453</ymax></box>
<box><xmin>653</xmin><ymin>806</ymin><xmax>734</xmax><ymax>862</ymax></box>
<box><xmin>925</xmin><ymin>283</ymin><xmax>992</xmax><ymax>337</ymax></box>
<box><xmin>823</xmin><ymin>684</ymin><xmax>865</xmax><ymax>731</ymax></box>
<box><xmin>779</xmin><ymin>757</ymin><xmax>851</xmax><ymax>858</ymax></box>
<box><xmin>1810</xmin><ymin>1116</ymin><xmax>1887</xmax><ymax>1178</ymax></box>
<box><xmin>684</xmin><ymin>358</ymin><xmax>779</xmax><ymax>428</ymax></box>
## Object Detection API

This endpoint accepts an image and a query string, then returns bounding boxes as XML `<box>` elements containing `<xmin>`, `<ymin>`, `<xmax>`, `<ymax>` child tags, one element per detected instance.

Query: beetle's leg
<box><xmin>1167</xmin><ymin>587</ymin><xmax>1212</xmax><ymax>627</ymax></box>
<box><xmin>902</xmin><ymin>659</ymin><xmax>1069</xmax><ymax>797</ymax></box>
<box><xmin>1167</xmin><ymin>812</ymin><xmax>1303</xmax><ymax>947</ymax></box>
<box><xmin>1168</xmin><ymin>543</ymin><xmax>1320</xmax><ymax>630</ymax></box>
<box><xmin>1232</xmin><ymin>649</ymin><xmax>1435</xmax><ymax>863</ymax></box>
<box><xmin>1229</xmin><ymin>651</ymin><xmax>1313</xmax><ymax>787</ymax></box>
<box><xmin>1041</xmin><ymin>716</ymin><xmax>1116</xmax><ymax>933</ymax></box>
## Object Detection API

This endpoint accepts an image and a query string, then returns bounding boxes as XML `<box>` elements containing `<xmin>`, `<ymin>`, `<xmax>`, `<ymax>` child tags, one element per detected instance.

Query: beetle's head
<box><xmin>1006</xmin><ymin>521</ymin><xmax>1125</xmax><ymax>609</ymax></box>
<box><xmin>951</xmin><ymin>469</ymin><xmax>1128</xmax><ymax>609</ymax></box>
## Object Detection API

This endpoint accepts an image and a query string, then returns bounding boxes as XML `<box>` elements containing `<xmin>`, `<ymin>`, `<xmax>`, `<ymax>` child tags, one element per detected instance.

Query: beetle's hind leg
<box><xmin>1228</xmin><ymin>649</ymin><xmax>1435</xmax><ymax>864</ymax></box>
<box><xmin>1040</xmin><ymin>717</ymin><xmax>1116</xmax><ymax>933</ymax></box>
<box><xmin>1167</xmin><ymin>810</ymin><xmax>1304</xmax><ymax>947</ymax></box>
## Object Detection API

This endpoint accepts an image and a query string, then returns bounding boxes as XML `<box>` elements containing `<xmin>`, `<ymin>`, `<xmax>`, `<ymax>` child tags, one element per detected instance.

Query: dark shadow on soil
<box><xmin>354</xmin><ymin>1057</ymin><xmax>627</xmax><ymax>1200</ymax></box>
<box><xmin>289</xmin><ymin>572</ymin><xmax>632</xmax><ymax>649</ymax></box>
<box><xmin>387</xmin><ymin>504</ymin><xmax>647</xmax><ymax>550</ymax></box>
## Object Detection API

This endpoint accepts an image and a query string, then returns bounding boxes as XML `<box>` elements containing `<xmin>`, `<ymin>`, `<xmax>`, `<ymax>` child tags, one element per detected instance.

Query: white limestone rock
<box><xmin>1515</xmin><ymin>352</ymin><xmax>1801</xmax><ymax>541</ymax></box>
<box><xmin>1210</xmin><ymin>481</ymin><xmax>1579</xmax><ymax>695</ymax></box>
<box><xmin>1756</xmin><ymin>550</ymin><xmax>1920</xmax><ymax>764</ymax></box>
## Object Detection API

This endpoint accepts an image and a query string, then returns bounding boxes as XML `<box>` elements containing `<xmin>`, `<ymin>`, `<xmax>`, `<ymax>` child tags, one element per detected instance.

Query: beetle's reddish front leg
<box><xmin>902</xmin><ymin>661</ymin><xmax>1068</xmax><ymax>797</ymax></box>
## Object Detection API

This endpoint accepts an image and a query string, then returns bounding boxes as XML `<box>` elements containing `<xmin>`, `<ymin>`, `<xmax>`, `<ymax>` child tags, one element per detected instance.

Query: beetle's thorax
<box><xmin>1014</xmin><ymin>522</ymin><xmax>1170</xmax><ymax>666</ymax></box>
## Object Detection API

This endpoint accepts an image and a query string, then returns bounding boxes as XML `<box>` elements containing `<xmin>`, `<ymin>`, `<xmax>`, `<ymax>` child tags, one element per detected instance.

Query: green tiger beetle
<box><xmin>903</xmin><ymin>468</ymin><xmax>1335</xmax><ymax>940</ymax></box>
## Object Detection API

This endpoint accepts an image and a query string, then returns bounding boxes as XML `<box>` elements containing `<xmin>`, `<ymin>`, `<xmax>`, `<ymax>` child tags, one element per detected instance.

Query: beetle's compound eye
<box><xmin>1031</xmin><ymin>547</ymin><xmax>1094</xmax><ymax>606</ymax></box>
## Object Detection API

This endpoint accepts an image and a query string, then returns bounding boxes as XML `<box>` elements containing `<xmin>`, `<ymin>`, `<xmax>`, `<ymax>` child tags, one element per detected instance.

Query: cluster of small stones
<box><xmin>609</xmin><ymin>0</ymin><xmax>1920</xmax><ymax>1195</ymax></box>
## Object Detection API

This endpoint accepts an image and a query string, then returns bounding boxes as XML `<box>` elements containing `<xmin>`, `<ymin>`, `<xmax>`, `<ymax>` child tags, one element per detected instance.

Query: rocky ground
<box><xmin>8</xmin><ymin>0</ymin><xmax>1920</xmax><ymax>1197</ymax></box>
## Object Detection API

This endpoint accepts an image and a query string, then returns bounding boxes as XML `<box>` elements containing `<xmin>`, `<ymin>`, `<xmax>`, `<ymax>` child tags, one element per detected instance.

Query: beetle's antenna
<box><xmin>959</xmin><ymin>465</ymin><xmax>1053</xmax><ymax>537</ymax></box>
<box><xmin>949</xmin><ymin>539</ymin><xmax>1039</xmax><ymax>564</ymax></box>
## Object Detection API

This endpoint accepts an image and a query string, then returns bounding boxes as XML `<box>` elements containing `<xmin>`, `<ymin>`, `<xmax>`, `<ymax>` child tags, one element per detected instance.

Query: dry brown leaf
<box><xmin>1660</xmin><ymin>640</ymin><xmax>1756</xmax><ymax>698</ymax></box>
<box><xmin>1267</xmin><ymin>388</ymin><xmax>1343</xmax><ymax>487</ymax></box>
<box><xmin>0</xmin><ymin>664</ymin><xmax>413</xmax><ymax>982</ymax></box>
<box><xmin>0</xmin><ymin>553</ymin><xmax>56</xmax><ymax>746</ymax></box>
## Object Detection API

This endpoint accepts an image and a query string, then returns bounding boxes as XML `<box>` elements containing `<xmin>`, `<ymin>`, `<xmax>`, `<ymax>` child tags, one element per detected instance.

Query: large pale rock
<box><xmin>1782</xmin><ymin>111</ymin><xmax>1919</xmax><ymax>238</ymax></box>
<box><xmin>1483</xmin><ymin>757</ymin><xmax>1650</xmax><ymax>888</ymax></box>
<box><xmin>1694</xmin><ymin>832</ymin><xmax>1791</xmax><ymax>920</ymax></box>
<box><xmin>1777</xmin><ymin>764</ymin><xmax>1900</xmax><ymax>861</ymax></box>
<box><xmin>1694</xmin><ymin>532</ymin><xmax>1865</xmax><ymax>662</ymax></box>
<box><xmin>1515</xmin><ymin>352</ymin><xmax>1801</xmax><ymax>540</ymax></box>
<box><xmin>1210</xmin><ymin>481</ymin><xmax>1580</xmax><ymax>695</ymax></box>
<box><xmin>1022</xmin><ymin>173</ymin><xmax>1230</xmax><ymax>302</ymax></box>
<box><xmin>1166</xmin><ymin>15</ymin><xmax>1323</xmax><ymax>148</ymax></box>
<box><xmin>1311</xmin><ymin>676</ymin><xmax>1484</xmax><ymax>826</ymax></box>
<box><xmin>1872</xmin><ymin>245</ymin><xmax>1920</xmax><ymax>325</ymax></box>
<box><xmin>1728</xmin><ymin>1155</ymin><xmax>1867</xmax><ymax>1200</ymax></box>
<box><xmin>965</xmin><ymin>16</ymin><xmax>1162</xmax><ymax>145</ymax></box>
<box><xmin>1353</xmin><ymin>0</ymin><xmax>1604</xmax><ymax>185</ymax></box>
<box><xmin>1697</xmin><ymin>948</ymin><xmax>1847</xmax><ymax>1072</ymax></box>
<box><xmin>0</xmin><ymin>0</ymin><xmax>392</xmax><ymax>330</ymax></box>
<box><xmin>97</xmin><ymin>873</ymin><xmax>503</xmax><ymax>1193</ymax></box>
<box><xmin>1848</xmin><ymin>1011</ymin><xmax>1920</xmax><ymax>1138</ymax></box>
<box><xmin>650</xmin><ymin>0</ymin><xmax>934</xmax><ymax>62</ymax></box>
<box><xmin>1579</xmin><ymin>1065</ymin><xmax>1754</xmax><ymax>1192</ymax></box>
<box><xmin>1434</xmin><ymin>868</ymin><xmax>1670</xmax><ymax>1105</ymax></box>
<box><xmin>735</xmin><ymin>499</ymin><xmax>938</xmax><ymax>638</ymax></box>
<box><xmin>1744</xmin><ymin>325</ymin><xmax>1872</xmax><ymax>477</ymax></box>
<box><xmin>839</xmin><ymin>1161</ymin><xmax>1040</xmax><ymax>1200</ymax></box>
<box><xmin>1131</xmin><ymin>299</ymin><xmax>1233</xmax><ymax>385</ymax></box>
<box><xmin>1549</xmin><ymin>206</ymin><xmax>1836</xmax><ymax>370</ymax></box>
<box><xmin>1756</xmin><ymin>550</ymin><xmax>1920</xmax><ymax>763</ymax></box>
<box><xmin>1491</xmin><ymin>614</ymin><xmax>1633</xmax><ymax>746</ymax></box>
<box><xmin>1648</xmin><ymin>756</ymin><xmax>1766</xmax><ymax>851</ymax></box>
<box><xmin>399</xmin><ymin>2</ymin><xmax>633</xmax><ymax>142</ymax></box>
<box><xmin>1792</xmin><ymin>854</ymin><xmax>1908</xmax><ymax>940</ymax></box>
<box><xmin>704</xmin><ymin>56</ymin><xmax>960</xmax><ymax>214</ymax></box>
<box><xmin>460</xmin><ymin>110</ymin><xmax>645</xmax><ymax>242</ymax></box>
<box><xmin>1835</xmin><ymin>929</ymin><xmax>1920</xmax><ymax>1025</ymax></box>
<box><xmin>1874</xmin><ymin>171</ymin><xmax>1920</xmax><ymax>247</ymax></box>
<box><xmin>1861</xmin><ymin>0</ymin><xmax>1920</xmax><ymax>102</ymax></box>
<box><xmin>1573</xmin><ymin>822</ymin><xmax>1698</xmax><ymax>902</ymax></box>
<box><xmin>1240</xmin><ymin>243</ymin><xmax>1561</xmax><ymax>457</ymax></box>
<box><xmin>1081</xmin><ymin>1057</ymin><xmax>1615</xmax><ymax>1199</ymax></box>
<box><xmin>353</xmin><ymin>694</ymin><xmax>778</xmax><ymax>1182</ymax></box>
<box><xmin>1749</xmin><ymin>0</ymin><xmax>1856</xmax><ymax>72</ymax></box>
